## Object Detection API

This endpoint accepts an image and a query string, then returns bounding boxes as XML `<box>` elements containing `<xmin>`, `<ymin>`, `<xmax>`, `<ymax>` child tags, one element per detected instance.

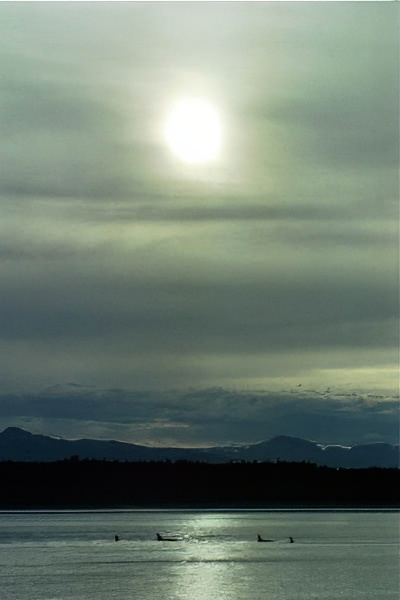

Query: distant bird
<box><xmin>114</xmin><ymin>535</ymin><xmax>119</xmax><ymax>542</ymax></box>
<box><xmin>289</xmin><ymin>537</ymin><xmax>294</xmax><ymax>543</ymax></box>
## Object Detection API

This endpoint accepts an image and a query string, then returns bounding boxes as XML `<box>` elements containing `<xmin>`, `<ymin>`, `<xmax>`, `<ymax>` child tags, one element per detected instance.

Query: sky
<box><xmin>0</xmin><ymin>2</ymin><xmax>398</xmax><ymax>448</ymax></box>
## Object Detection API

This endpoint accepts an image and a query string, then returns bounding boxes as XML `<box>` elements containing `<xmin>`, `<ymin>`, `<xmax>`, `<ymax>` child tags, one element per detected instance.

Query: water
<box><xmin>0</xmin><ymin>510</ymin><xmax>398</xmax><ymax>600</ymax></box>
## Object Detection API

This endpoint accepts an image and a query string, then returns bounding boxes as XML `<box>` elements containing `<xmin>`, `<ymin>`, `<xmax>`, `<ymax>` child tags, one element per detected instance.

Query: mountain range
<box><xmin>1</xmin><ymin>427</ymin><xmax>398</xmax><ymax>468</ymax></box>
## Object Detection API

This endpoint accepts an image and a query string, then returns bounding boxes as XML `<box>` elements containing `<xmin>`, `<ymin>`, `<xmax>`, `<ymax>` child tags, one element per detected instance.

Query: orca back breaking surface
<box><xmin>156</xmin><ymin>533</ymin><xmax>183</xmax><ymax>542</ymax></box>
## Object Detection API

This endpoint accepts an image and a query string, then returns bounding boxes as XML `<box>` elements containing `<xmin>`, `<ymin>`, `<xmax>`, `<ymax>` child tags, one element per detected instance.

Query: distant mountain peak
<box><xmin>1</xmin><ymin>426</ymin><xmax>33</xmax><ymax>437</ymax></box>
<box><xmin>0</xmin><ymin>427</ymin><xmax>398</xmax><ymax>468</ymax></box>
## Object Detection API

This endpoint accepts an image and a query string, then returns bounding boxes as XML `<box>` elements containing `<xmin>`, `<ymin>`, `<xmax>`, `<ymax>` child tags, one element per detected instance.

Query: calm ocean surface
<box><xmin>0</xmin><ymin>509</ymin><xmax>398</xmax><ymax>600</ymax></box>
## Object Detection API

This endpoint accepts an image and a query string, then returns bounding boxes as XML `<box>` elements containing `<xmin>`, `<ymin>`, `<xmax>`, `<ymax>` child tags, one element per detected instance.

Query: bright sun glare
<box><xmin>164</xmin><ymin>98</ymin><xmax>222</xmax><ymax>164</ymax></box>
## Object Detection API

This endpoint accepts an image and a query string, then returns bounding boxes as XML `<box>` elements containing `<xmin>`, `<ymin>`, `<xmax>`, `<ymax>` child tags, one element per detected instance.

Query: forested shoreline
<box><xmin>0</xmin><ymin>459</ymin><xmax>398</xmax><ymax>509</ymax></box>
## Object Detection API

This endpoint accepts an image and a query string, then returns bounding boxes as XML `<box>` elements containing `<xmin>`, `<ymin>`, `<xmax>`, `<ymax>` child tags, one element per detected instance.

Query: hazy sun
<box><xmin>164</xmin><ymin>98</ymin><xmax>222</xmax><ymax>164</ymax></box>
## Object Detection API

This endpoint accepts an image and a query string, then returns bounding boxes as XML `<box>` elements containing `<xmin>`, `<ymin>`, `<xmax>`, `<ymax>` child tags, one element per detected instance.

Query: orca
<box><xmin>257</xmin><ymin>534</ymin><xmax>276</xmax><ymax>542</ymax></box>
<box><xmin>156</xmin><ymin>532</ymin><xmax>183</xmax><ymax>542</ymax></box>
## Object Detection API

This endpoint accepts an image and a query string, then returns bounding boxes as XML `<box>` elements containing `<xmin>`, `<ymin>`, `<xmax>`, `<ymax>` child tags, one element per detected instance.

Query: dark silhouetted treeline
<box><xmin>0</xmin><ymin>459</ymin><xmax>398</xmax><ymax>508</ymax></box>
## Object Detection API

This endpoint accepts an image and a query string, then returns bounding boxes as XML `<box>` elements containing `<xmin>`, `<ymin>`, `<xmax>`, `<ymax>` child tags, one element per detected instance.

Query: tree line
<box><xmin>0</xmin><ymin>459</ymin><xmax>398</xmax><ymax>508</ymax></box>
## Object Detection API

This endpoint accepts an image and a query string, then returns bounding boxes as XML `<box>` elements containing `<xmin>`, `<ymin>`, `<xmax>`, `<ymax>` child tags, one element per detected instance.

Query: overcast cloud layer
<box><xmin>0</xmin><ymin>2</ymin><xmax>398</xmax><ymax>447</ymax></box>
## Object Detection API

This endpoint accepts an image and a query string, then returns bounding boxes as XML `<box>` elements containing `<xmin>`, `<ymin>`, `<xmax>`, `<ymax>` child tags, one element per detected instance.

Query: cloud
<box><xmin>0</xmin><ymin>2</ymin><xmax>397</xmax><ymax>445</ymax></box>
<box><xmin>0</xmin><ymin>385</ymin><xmax>398</xmax><ymax>448</ymax></box>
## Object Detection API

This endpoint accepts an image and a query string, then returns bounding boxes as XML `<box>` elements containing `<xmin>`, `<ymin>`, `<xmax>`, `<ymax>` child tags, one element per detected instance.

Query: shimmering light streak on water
<box><xmin>0</xmin><ymin>510</ymin><xmax>398</xmax><ymax>600</ymax></box>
